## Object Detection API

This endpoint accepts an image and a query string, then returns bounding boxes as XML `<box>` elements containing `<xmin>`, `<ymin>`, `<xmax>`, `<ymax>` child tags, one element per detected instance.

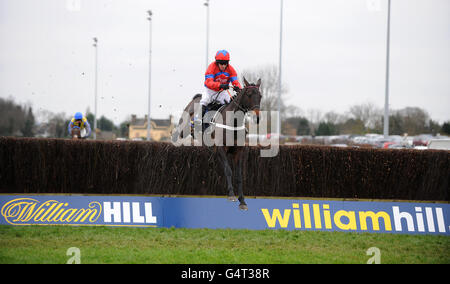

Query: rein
<box><xmin>209</xmin><ymin>85</ymin><xmax>260</xmax><ymax>131</ymax></box>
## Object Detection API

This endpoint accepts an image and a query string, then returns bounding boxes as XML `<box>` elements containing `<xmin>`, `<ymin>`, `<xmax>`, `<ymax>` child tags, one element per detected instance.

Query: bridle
<box><xmin>230</xmin><ymin>85</ymin><xmax>260</xmax><ymax>114</ymax></box>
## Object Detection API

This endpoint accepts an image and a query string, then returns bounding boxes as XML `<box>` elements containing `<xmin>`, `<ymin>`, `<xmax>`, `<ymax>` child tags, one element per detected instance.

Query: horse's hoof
<box><xmin>227</xmin><ymin>196</ymin><xmax>237</xmax><ymax>202</ymax></box>
<box><xmin>239</xmin><ymin>204</ymin><xmax>248</xmax><ymax>211</ymax></box>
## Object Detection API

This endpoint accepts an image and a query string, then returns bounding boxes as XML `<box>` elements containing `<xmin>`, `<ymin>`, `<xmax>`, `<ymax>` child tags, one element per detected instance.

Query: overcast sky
<box><xmin>0</xmin><ymin>0</ymin><xmax>449</xmax><ymax>125</ymax></box>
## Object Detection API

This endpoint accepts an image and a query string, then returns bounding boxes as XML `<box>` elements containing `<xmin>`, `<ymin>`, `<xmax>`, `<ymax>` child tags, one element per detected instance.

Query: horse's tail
<box><xmin>171</xmin><ymin>93</ymin><xmax>202</xmax><ymax>144</ymax></box>
<box><xmin>192</xmin><ymin>93</ymin><xmax>202</xmax><ymax>100</ymax></box>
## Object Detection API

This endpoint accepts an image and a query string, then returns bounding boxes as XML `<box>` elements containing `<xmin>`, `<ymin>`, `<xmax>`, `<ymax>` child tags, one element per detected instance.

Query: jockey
<box><xmin>67</xmin><ymin>112</ymin><xmax>92</xmax><ymax>138</ymax></box>
<box><xmin>196</xmin><ymin>50</ymin><xmax>242</xmax><ymax>129</ymax></box>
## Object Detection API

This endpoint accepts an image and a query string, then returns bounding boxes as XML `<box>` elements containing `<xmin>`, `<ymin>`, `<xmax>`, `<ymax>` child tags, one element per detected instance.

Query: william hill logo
<box><xmin>1</xmin><ymin>198</ymin><xmax>157</xmax><ymax>227</ymax></box>
<box><xmin>261</xmin><ymin>203</ymin><xmax>448</xmax><ymax>234</ymax></box>
<box><xmin>1</xmin><ymin>196</ymin><xmax>448</xmax><ymax>234</ymax></box>
<box><xmin>1</xmin><ymin>198</ymin><xmax>102</xmax><ymax>225</ymax></box>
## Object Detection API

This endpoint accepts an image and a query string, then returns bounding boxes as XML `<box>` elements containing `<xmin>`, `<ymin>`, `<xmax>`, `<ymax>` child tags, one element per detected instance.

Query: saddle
<box><xmin>206</xmin><ymin>102</ymin><xmax>223</xmax><ymax>112</ymax></box>
<box><xmin>190</xmin><ymin>101</ymin><xmax>227</xmax><ymax>135</ymax></box>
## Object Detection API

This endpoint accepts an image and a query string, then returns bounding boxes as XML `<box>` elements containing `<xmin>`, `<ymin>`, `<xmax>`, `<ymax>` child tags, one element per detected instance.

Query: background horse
<box><xmin>71</xmin><ymin>126</ymin><xmax>81</xmax><ymax>139</ymax></box>
<box><xmin>172</xmin><ymin>77</ymin><xmax>262</xmax><ymax>210</ymax></box>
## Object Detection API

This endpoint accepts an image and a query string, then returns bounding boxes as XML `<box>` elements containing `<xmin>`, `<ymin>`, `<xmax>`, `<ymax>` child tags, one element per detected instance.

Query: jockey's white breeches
<box><xmin>199</xmin><ymin>88</ymin><xmax>232</xmax><ymax>106</ymax></box>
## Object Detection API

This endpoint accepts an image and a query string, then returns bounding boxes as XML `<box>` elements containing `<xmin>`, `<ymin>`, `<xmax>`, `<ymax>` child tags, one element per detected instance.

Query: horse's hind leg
<box><xmin>218</xmin><ymin>147</ymin><xmax>236</xmax><ymax>202</ymax></box>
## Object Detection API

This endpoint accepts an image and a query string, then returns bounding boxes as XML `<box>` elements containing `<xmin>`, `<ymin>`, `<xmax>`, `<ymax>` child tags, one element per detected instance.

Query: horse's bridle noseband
<box><xmin>232</xmin><ymin>85</ymin><xmax>260</xmax><ymax>113</ymax></box>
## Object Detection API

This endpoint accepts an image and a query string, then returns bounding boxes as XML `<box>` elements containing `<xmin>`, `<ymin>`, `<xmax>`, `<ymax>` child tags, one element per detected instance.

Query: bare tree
<box><xmin>240</xmin><ymin>65</ymin><xmax>289</xmax><ymax>112</ymax></box>
<box><xmin>35</xmin><ymin>109</ymin><xmax>68</xmax><ymax>138</ymax></box>
<box><xmin>241</xmin><ymin>65</ymin><xmax>294</xmax><ymax>133</ymax></box>
<box><xmin>306</xmin><ymin>108</ymin><xmax>323</xmax><ymax>136</ymax></box>
<box><xmin>347</xmin><ymin>102</ymin><xmax>382</xmax><ymax>129</ymax></box>
<box><xmin>323</xmin><ymin>111</ymin><xmax>345</xmax><ymax>124</ymax></box>
<box><xmin>396</xmin><ymin>107</ymin><xmax>430</xmax><ymax>135</ymax></box>
<box><xmin>0</xmin><ymin>97</ymin><xmax>27</xmax><ymax>136</ymax></box>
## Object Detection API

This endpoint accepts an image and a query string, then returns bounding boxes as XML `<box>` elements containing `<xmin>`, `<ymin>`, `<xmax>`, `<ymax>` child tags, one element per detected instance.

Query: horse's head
<box><xmin>71</xmin><ymin>126</ymin><xmax>81</xmax><ymax>139</ymax></box>
<box><xmin>239</xmin><ymin>76</ymin><xmax>262</xmax><ymax>123</ymax></box>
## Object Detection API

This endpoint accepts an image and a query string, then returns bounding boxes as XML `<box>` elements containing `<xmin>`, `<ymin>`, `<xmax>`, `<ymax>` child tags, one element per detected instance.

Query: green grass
<box><xmin>0</xmin><ymin>225</ymin><xmax>449</xmax><ymax>264</ymax></box>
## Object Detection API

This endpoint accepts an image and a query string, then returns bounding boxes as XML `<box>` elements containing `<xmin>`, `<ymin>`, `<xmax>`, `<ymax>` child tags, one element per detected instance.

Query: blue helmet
<box><xmin>74</xmin><ymin>112</ymin><xmax>83</xmax><ymax>120</ymax></box>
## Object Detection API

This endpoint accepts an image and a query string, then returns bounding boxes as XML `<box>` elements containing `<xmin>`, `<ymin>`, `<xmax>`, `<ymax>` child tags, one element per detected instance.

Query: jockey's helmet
<box><xmin>74</xmin><ymin>112</ymin><xmax>83</xmax><ymax>120</ymax></box>
<box><xmin>215</xmin><ymin>50</ymin><xmax>230</xmax><ymax>64</ymax></box>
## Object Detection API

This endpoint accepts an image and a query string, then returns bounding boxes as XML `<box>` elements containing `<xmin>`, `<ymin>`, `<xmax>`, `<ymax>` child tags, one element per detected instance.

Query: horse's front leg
<box><xmin>217</xmin><ymin>147</ymin><xmax>237</xmax><ymax>202</ymax></box>
<box><xmin>234</xmin><ymin>148</ymin><xmax>247</xmax><ymax>210</ymax></box>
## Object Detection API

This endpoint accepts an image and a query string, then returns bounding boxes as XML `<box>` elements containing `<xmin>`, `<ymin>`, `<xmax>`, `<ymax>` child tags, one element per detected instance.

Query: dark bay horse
<box><xmin>172</xmin><ymin>77</ymin><xmax>262</xmax><ymax>210</ymax></box>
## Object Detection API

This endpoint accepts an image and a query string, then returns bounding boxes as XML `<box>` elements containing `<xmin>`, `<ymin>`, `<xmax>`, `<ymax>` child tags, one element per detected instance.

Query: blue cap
<box><xmin>74</xmin><ymin>112</ymin><xmax>83</xmax><ymax>120</ymax></box>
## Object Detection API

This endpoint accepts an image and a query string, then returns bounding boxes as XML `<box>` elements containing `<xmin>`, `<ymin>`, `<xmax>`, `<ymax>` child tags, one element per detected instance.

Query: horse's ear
<box><xmin>256</xmin><ymin>78</ymin><xmax>261</xmax><ymax>87</ymax></box>
<box><xmin>243</xmin><ymin>76</ymin><xmax>249</xmax><ymax>87</ymax></box>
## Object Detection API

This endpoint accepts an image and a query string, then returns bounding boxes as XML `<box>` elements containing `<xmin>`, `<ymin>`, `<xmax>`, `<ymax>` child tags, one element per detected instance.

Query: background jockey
<box><xmin>67</xmin><ymin>112</ymin><xmax>92</xmax><ymax>138</ymax></box>
<box><xmin>197</xmin><ymin>50</ymin><xmax>242</xmax><ymax>126</ymax></box>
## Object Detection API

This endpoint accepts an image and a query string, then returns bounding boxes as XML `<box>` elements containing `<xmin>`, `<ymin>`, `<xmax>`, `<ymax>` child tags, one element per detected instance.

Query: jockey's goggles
<box><xmin>216</xmin><ymin>60</ymin><xmax>229</xmax><ymax>65</ymax></box>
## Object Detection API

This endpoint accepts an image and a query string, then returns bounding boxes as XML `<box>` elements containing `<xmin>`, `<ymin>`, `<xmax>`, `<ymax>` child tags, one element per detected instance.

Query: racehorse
<box><xmin>172</xmin><ymin>77</ymin><xmax>262</xmax><ymax>210</ymax></box>
<box><xmin>71</xmin><ymin>126</ymin><xmax>81</xmax><ymax>139</ymax></box>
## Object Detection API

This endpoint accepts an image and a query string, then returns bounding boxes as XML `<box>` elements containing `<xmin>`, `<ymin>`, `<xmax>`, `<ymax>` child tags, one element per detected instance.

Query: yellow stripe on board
<box><xmin>6</xmin><ymin>223</ymin><xmax>158</xmax><ymax>228</ymax></box>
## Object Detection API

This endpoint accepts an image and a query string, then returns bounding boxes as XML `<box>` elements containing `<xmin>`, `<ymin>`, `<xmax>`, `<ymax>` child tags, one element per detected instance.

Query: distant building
<box><xmin>128</xmin><ymin>115</ymin><xmax>174</xmax><ymax>141</ymax></box>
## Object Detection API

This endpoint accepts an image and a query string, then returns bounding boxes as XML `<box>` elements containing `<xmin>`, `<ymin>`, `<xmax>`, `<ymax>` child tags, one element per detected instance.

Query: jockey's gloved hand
<box><xmin>220</xmin><ymin>84</ymin><xmax>229</xmax><ymax>90</ymax></box>
<box><xmin>233</xmin><ymin>86</ymin><xmax>241</xmax><ymax>92</ymax></box>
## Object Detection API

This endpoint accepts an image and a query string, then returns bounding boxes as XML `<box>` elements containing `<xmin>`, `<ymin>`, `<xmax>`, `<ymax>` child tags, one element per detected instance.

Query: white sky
<box><xmin>0</xmin><ymin>0</ymin><xmax>449</xmax><ymax>124</ymax></box>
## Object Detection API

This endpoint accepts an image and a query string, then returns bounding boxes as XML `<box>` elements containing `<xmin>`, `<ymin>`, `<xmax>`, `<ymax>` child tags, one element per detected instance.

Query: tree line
<box><xmin>0</xmin><ymin>97</ymin><xmax>130</xmax><ymax>138</ymax></box>
<box><xmin>283</xmin><ymin>105</ymin><xmax>448</xmax><ymax>137</ymax></box>
<box><xmin>241</xmin><ymin>65</ymin><xmax>449</xmax><ymax>137</ymax></box>
<box><xmin>1</xmin><ymin>87</ymin><xmax>449</xmax><ymax>139</ymax></box>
